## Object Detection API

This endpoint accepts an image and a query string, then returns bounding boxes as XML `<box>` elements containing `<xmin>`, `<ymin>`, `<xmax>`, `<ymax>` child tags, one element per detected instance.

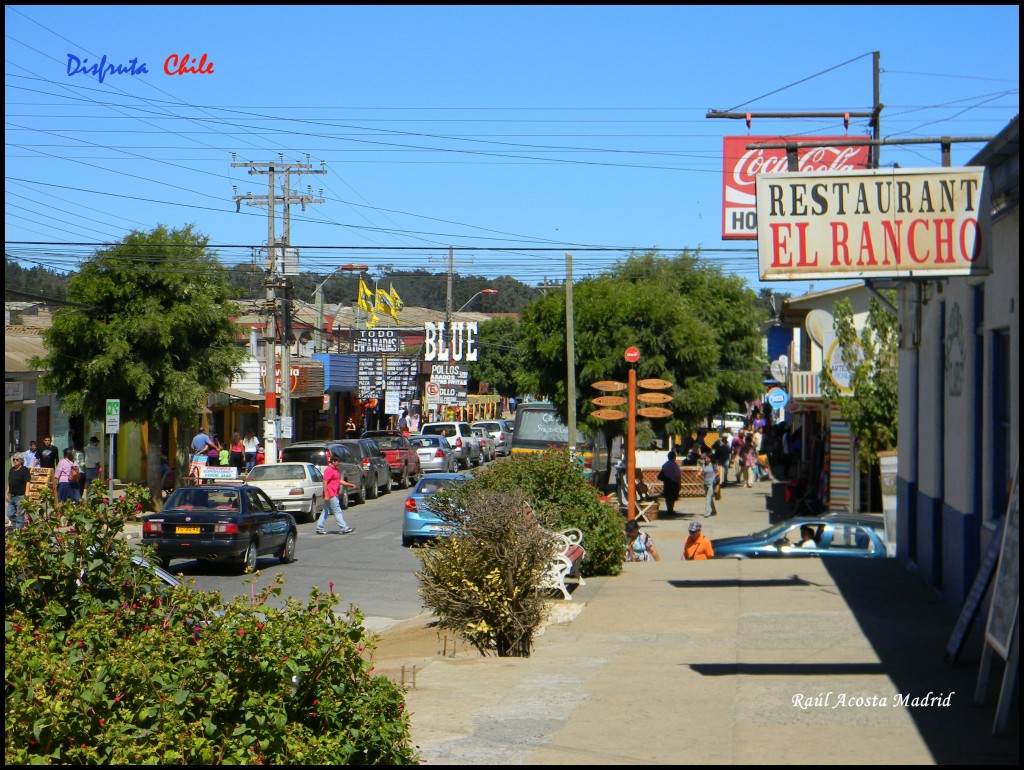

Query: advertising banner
<box><xmin>756</xmin><ymin>167</ymin><xmax>990</xmax><ymax>281</ymax></box>
<box><xmin>722</xmin><ymin>135</ymin><xmax>871</xmax><ymax>239</ymax></box>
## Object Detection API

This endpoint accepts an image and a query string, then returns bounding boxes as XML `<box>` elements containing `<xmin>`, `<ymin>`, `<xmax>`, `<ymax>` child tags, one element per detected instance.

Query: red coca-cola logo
<box><xmin>729</xmin><ymin>141</ymin><xmax>870</xmax><ymax>192</ymax></box>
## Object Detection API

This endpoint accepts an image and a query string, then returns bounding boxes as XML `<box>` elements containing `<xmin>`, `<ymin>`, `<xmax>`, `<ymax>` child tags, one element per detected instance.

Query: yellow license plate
<box><xmin>176</xmin><ymin>526</ymin><xmax>200</xmax><ymax>535</ymax></box>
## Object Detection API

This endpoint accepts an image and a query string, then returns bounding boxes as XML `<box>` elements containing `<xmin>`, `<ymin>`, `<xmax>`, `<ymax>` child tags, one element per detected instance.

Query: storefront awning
<box><xmin>220</xmin><ymin>387</ymin><xmax>263</xmax><ymax>402</ymax></box>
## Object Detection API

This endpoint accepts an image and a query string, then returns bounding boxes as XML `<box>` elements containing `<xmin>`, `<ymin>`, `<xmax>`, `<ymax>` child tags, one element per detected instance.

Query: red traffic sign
<box><xmin>624</xmin><ymin>347</ymin><xmax>640</xmax><ymax>363</ymax></box>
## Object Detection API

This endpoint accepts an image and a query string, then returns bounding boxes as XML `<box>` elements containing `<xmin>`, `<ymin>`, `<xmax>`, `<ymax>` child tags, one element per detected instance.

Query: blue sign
<box><xmin>766</xmin><ymin>388</ymin><xmax>790</xmax><ymax>410</ymax></box>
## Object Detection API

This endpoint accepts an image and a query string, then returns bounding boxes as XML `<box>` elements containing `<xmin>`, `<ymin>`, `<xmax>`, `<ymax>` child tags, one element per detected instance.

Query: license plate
<box><xmin>176</xmin><ymin>526</ymin><xmax>200</xmax><ymax>535</ymax></box>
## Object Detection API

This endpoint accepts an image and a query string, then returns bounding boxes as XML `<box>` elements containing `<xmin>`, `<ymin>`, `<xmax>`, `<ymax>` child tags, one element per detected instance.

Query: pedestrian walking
<box><xmin>37</xmin><ymin>436</ymin><xmax>59</xmax><ymax>470</ymax></box>
<box><xmin>83</xmin><ymin>436</ymin><xmax>102</xmax><ymax>496</ymax></box>
<box><xmin>657</xmin><ymin>450</ymin><xmax>682</xmax><ymax>515</ymax></box>
<box><xmin>228</xmin><ymin>433</ymin><xmax>246</xmax><ymax>475</ymax></box>
<box><xmin>243</xmin><ymin>431</ymin><xmax>259</xmax><ymax>472</ymax></box>
<box><xmin>315</xmin><ymin>456</ymin><xmax>357</xmax><ymax>535</ymax></box>
<box><xmin>23</xmin><ymin>440</ymin><xmax>39</xmax><ymax>469</ymax></box>
<box><xmin>55</xmin><ymin>448</ymin><xmax>81</xmax><ymax>503</ymax></box>
<box><xmin>683</xmin><ymin>520</ymin><xmax>715</xmax><ymax>560</ymax></box>
<box><xmin>625</xmin><ymin>519</ymin><xmax>661</xmax><ymax>562</ymax></box>
<box><xmin>701</xmin><ymin>454</ymin><xmax>719</xmax><ymax>517</ymax></box>
<box><xmin>7</xmin><ymin>453</ymin><xmax>31</xmax><ymax>530</ymax></box>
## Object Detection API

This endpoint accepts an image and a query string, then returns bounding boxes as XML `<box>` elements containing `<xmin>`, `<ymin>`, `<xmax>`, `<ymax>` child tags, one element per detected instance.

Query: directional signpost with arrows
<box><xmin>589</xmin><ymin>349</ymin><xmax>673</xmax><ymax>521</ymax></box>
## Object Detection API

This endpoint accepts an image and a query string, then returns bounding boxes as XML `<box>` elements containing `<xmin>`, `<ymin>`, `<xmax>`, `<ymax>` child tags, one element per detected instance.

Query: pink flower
<box><xmin>238</xmin><ymin>629</ymin><xmax>245</xmax><ymax>636</ymax></box>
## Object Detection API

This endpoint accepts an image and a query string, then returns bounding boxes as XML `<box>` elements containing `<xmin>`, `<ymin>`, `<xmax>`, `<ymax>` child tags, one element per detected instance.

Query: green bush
<box><xmin>5</xmin><ymin>486</ymin><xmax>417</xmax><ymax>764</ymax></box>
<box><xmin>470</xmin><ymin>450</ymin><xmax>624</xmax><ymax>577</ymax></box>
<box><xmin>415</xmin><ymin>488</ymin><xmax>554</xmax><ymax>658</ymax></box>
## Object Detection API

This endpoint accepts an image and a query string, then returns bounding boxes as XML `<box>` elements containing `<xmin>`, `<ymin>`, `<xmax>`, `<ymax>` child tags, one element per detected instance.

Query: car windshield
<box><xmin>369</xmin><ymin>436</ymin><xmax>401</xmax><ymax>449</ymax></box>
<box><xmin>164</xmin><ymin>488</ymin><xmax>241</xmax><ymax>512</ymax></box>
<box><xmin>247</xmin><ymin>465</ymin><xmax>305</xmax><ymax>481</ymax></box>
<box><xmin>280</xmin><ymin>447</ymin><xmax>326</xmax><ymax>465</ymax></box>
<box><xmin>412</xmin><ymin>437</ymin><xmax>440</xmax><ymax>447</ymax></box>
<box><xmin>422</xmin><ymin>425</ymin><xmax>457</xmax><ymax>438</ymax></box>
<box><xmin>415</xmin><ymin>477</ymin><xmax>465</xmax><ymax>495</ymax></box>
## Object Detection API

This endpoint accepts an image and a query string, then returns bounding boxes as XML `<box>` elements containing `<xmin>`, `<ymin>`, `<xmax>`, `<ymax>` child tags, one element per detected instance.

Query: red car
<box><xmin>361</xmin><ymin>431</ymin><xmax>422</xmax><ymax>489</ymax></box>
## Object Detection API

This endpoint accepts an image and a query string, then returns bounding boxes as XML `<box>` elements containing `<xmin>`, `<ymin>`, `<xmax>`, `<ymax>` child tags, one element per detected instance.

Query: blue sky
<box><xmin>5</xmin><ymin>5</ymin><xmax>1019</xmax><ymax>297</ymax></box>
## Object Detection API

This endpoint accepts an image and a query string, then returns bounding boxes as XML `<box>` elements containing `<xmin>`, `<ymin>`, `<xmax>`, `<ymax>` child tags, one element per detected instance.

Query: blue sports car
<box><xmin>712</xmin><ymin>514</ymin><xmax>889</xmax><ymax>559</ymax></box>
<box><xmin>402</xmin><ymin>472</ymin><xmax>468</xmax><ymax>547</ymax></box>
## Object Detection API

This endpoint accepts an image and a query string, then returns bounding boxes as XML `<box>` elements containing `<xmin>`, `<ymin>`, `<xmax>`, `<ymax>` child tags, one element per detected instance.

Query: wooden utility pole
<box><xmin>232</xmin><ymin>154</ymin><xmax>325</xmax><ymax>458</ymax></box>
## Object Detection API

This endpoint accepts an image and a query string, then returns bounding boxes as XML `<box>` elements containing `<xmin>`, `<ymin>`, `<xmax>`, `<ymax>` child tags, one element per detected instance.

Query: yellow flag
<box><xmin>375</xmin><ymin>287</ymin><xmax>397</xmax><ymax>320</ymax></box>
<box><xmin>389</xmin><ymin>284</ymin><xmax>404</xmax><ymax>315</ymax></box>
<box><xmin>357</xmin><ymin>280</ymin><xmax>375</xmax><ymax>314</ymax></box>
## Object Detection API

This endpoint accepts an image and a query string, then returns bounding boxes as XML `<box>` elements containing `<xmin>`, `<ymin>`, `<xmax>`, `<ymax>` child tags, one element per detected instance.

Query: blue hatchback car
<box><xmin>712</xmin><ymin>515</ymin><xmax>889</xmax><ymax>559</ymax></box>
<box><xmin>402</xmin><ymin>473</ymin><xmax>468</xmax><ymax>547</ymax></box>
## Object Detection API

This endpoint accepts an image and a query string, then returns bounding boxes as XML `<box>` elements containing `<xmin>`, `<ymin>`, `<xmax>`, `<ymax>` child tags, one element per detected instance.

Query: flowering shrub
<box><xmin>5</xmin><ymin>486</ymin><xmax>417</xmax><ymax>764</ymax></box>
<box><xmin>469</xmin><ymin>449</ymin><xmax>624</xmax><ymax>577</ymax></box>
<box><xmin>415</xmin><ymin>488</ymin><xmax>554</xmax><ymax>657</ymax></box>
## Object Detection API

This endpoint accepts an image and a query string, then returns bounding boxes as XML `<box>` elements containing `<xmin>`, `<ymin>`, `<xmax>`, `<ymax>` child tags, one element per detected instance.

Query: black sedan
<box><xmin>142</xmin><ymin>485</ymin><xmax>298</xmax><ymax>573</ymax></box>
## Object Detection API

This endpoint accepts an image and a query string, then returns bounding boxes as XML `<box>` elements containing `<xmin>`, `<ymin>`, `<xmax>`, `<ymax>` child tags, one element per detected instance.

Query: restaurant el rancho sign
<box><xmin>756</xmin><ymin>167</ymin><xmax>991</xmax><ymax>281</ymax></box>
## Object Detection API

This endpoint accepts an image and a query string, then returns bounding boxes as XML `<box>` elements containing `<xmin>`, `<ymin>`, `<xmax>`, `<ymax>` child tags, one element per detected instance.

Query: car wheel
<box><xmin>306</xmin><ymin>496</ymin><xmax>318</xmax><ymax>523</ymax></box>
<box><xmin>459</xmin><ymin>455</ymin><xmax>470</xmax><ymax>470</ymax></box>
<box><xmin>398</xmin><ymin>467</ymin><xmax>410</xmax><ymax>489</ymax></box>
<box><xmin>279</xmin><ymin>531</ymin><xmax>297</xmax><ymax>564</ymax></box>
<box><xmin>367</xmin><ymin>474</ymin><xmax>379</xmax><ymax>499</ymax></box>
<box><xmin>356</xmin><ymin>479</ymin><xmax>367</xmax><ymax>504</ymax></box>
<box><xmin>239</xmin><ymin>540</ymin><xmax>258</xmax><ymax>574</ymax></box>
<box><xmin>339</xmin><ymin>485</ymin><xmax>350</xmax><ymax>510</ymax></box>
<box><xmin>381</xmin><ymin>472</ymin><xmax>392</xmax><ymax>495</ymax></box>
<box><xmin>402</xmin><ymin>533</ymin><xmax>414</xmax><ymax>548</ymax></box>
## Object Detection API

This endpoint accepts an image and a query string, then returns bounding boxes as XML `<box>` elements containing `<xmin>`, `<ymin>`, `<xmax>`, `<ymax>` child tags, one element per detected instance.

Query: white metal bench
<box><xmin>539</xmin><ymin>527</ymin><xmax>586</xmax><ymax>600</ymax></box>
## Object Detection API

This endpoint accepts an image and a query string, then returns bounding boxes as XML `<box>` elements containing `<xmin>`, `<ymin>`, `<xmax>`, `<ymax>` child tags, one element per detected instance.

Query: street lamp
<box><xmin>315</xmin><ymin>263</ymin><xmax>368</xmax><ymax>353</ymax></box>
<box><xmin>455</xmin><ymin>288</ymin><xmax>499</xmax><ymax>314</ymax></box>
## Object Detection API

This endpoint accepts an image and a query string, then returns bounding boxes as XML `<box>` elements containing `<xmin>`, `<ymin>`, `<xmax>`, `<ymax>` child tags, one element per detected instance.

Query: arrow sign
<box><xmin>592</xmin><ymin>395</ymin><xmax>627</xmax><ymax>407</ymax></box>
<box><xmin>591</xmin><ymin>409</ymin><xmax>627</xmax><ymax>421</ymax></box>
<box><xmin>637</xmin><ymin>392</ymin><xmax>672</xmax><ymax>404</ymax></box>
<box><xmin>637</xmin><ymin>406</ymin><xmax>673</xmax><ymax>419</ymax></box>
<box><xmin>592</xmin><ymin>380</ymin><xmax>627</xmax><ymax>392</ymax></box>
<box><xmin>638</xmin><ymin>378</ymin><xmax>672</xmax><ymax>390</ymax></box>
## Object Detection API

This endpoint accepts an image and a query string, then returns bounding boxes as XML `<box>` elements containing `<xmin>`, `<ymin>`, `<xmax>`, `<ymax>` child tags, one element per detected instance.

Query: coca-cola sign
<box><xmin>722</xmin><ymin>136</ymin><xmax>871</xmax><ymax>239</ymax></box>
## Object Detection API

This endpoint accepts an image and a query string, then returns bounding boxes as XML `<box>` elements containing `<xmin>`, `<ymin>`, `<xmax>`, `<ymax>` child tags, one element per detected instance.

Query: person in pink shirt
<box><xmin>315</xmin><ymin>456</ymin><xmax>357</xmax><ymax>535</ymax></box>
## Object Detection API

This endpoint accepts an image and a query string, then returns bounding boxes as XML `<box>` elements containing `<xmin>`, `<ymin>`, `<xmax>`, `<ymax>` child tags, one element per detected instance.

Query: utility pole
<box><xmin>232</xmin><ymin>154</ymin><xmax>325</xmax><ymax>461</ymax></box>
<box><xmin>565</xmin><ymin>252</ymin><xmax>577</xmax><ymax>455</ymax></box>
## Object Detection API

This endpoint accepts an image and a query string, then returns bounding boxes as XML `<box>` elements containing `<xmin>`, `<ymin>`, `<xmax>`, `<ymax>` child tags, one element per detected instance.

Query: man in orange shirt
<box><xmin>682</xmin><ymin>520</ymin><xmax>715</xmax><ymax>560</ymax></box>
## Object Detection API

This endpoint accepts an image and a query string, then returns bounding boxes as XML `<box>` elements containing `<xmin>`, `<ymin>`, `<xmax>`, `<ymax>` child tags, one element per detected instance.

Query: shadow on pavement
<box><xmin>690</xmin><ymin>662</ymin><xmax>887</xmax><ymax>676</ymax></box>
<box><xmin>823</xmin><ymin>558</ymin><xmax>1019</xmax><ymax>764</ymax></box>
<box><xmin>669</xmin><ymin>576</ymin><xmax>821</xmax><ymax>589</ymax></box>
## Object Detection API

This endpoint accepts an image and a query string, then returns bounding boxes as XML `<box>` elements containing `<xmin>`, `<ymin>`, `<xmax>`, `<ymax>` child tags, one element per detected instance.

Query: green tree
<box><xmin>470</xmin><ymin>316</ymin><xmax>525</xmax><ymax>396</ymax></box>
<box><xmin>32</xmin><ymin>225</ymin><xmax>247</xmax><ymax>505</ymax></box>
<box><xmin>819</xmin><ymin>295</ymin><xmax>899</xmax><ymax>466</ymax></box>
<box><xmin>516</xmin><ymin>250</ymin><xmax>766</xmax><ymax>442</ymax></box>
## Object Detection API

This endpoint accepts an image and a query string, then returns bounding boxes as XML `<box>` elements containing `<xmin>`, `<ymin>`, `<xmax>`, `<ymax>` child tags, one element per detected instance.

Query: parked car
<box><xmin>337</xmin><ymin>438</ymin><xmax>392</xmax><ymax>502</ymax></box>
<box><xmin>279</xmin><ymin>440</ymin><xmax>363</xmax><ymax>508</ymax></box>
<box><xmin>472</xmin><ymin>419</ymin><xmax>513</xmax><ymax>457</ymax></box>
<box><xmin>402</xmin><ymin>472</ymin><xmax>469</xmax><ymax>547</ymax></box>
<box><xmin>471</xmin><ymin>425</ymin><xmax>496</xmax><ymax>463</ymax></box>
<box><xmin>711</xmin><ymin>515</ymin><xmax>889</xmax><ymax>559</ymax></box>
<box><xmin>409</xmin><ymin>434</ymin><xmax>457</xmax><ymax>473</ymax></box>
<box><xmin>362</xmin><ymin>430</ymin><xmax>422</xmax><ymax>489</ymax></box>
<box><xmin>244</xmin><ymin>462</ymin><xmax>324</xmax><ymax>523</ymax></box>
<box><xmin>141</xmin><ymin>485</ymin><xmax>298</xmax><ymax>573</ymax></box>
<box><xmin>420</xmin><ymin>421</ymin><xmax>482</xmax><ymax>470</ymax></box>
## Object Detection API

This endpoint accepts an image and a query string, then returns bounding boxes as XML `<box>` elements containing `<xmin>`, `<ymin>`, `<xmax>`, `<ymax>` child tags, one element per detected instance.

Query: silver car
<box><xmin>420</xmin><ymin>421</ymin><xmax>482</xmax><ymax>470</ymax></box>
<box><xmin>472</xmin><ymin>419</ymin><xmax>513</xmax><ymax>457</ymax></box>
<box><xmin>471</xmin><ymin>425</ymin><xmax>496</xmax><ymax>463</ymax></box>
<box><xmin>409</xmin><ymin>434</ymin><xmax>457</xmax><ymax>473</ymax></box>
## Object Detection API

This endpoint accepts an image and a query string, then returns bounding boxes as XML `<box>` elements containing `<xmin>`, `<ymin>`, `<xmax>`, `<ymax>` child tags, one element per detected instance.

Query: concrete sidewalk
<box><xmin>403</xmin><ymin>480</ymin><xmax>1019</xmax><ymax>765</ymax></box>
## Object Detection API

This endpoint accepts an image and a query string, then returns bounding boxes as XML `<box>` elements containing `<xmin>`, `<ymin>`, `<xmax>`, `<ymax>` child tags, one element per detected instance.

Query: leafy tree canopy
<box><xmin>819</xmin><ymin>295</ymin><xmax>898</xmax><ymax>465</ymax></box>
<box><xmin>516</xmin><ymin>250</ymin><xmax>766</xmax><ymax>436</ymax></box>
<box><xmin>33</xmin><ymin>224</ymin><xmax>246</xmax><ymax>428</ymax></box>
<box><xmin>470</xmin><ymin>316</ymin><xmax>526</xmax><ymax>396</ymax></box>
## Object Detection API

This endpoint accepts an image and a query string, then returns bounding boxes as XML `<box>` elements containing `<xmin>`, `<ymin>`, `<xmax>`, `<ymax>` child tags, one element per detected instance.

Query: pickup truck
<box><xmin>361</xmin><ymin>431</ymin><xmax>422</xmax><ymax>489</ymax></box>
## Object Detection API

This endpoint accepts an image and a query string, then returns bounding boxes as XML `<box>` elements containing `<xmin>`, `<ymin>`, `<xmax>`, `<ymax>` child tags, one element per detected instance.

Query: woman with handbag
<box><xmin>56</xmin><ymin>448</ymin><xmax>82</xmax><ymax>503</ymax></box>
